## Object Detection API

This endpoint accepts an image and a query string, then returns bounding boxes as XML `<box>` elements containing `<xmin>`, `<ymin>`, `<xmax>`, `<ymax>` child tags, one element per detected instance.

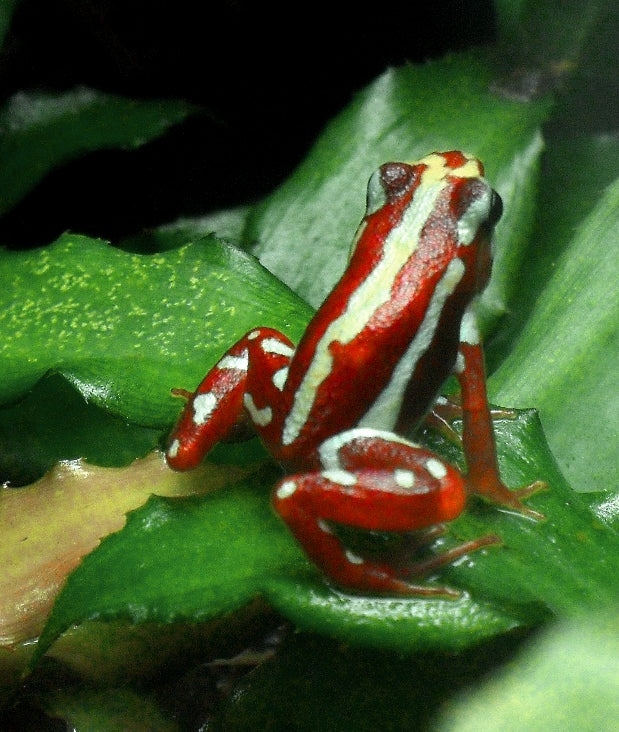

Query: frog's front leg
<box><xmin>426</xmin><ymin>395</ymin><xmax>517</xmax><ymax>446</ymax></box>
<box><xmin>456</xmin><ymin>311</ymin><xmax>546</xmax><ymax>518</ymax></box>
<box><xmin>167</xmin><ymin>327</ymin><xmax>294</xmax><ymax>470</ymax></box>
<box><xmin>273</xmin><ymin>428</ymin><xmax>500</xmax><ymax>595</ymax></box>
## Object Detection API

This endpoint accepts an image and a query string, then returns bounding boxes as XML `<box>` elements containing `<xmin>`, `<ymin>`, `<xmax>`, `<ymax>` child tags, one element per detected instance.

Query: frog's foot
<box><xmin>468</xmin><ymin>477</ymin><xmax>547</xmax><ymax>520</ymax></box>
<box><xmin>402</xmin><ymin>534</ymin><xmax>501</xmax><ymax>579</ymax></box>
<box><xmin>427</xmin><ymin>396</ymin><xmax>519</xmax><ymax>446</ymax></box>
<box><xmin>170</xmin><ymin>387</ymin><xmax>195</xmax><ymax>401</ymax></box>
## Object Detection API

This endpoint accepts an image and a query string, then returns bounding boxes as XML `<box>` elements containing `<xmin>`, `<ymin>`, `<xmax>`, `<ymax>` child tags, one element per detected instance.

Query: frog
<box><xmin>166</xmin><ymin>151</ymin><xmax>544</xmax><ymax>595</ymax></box>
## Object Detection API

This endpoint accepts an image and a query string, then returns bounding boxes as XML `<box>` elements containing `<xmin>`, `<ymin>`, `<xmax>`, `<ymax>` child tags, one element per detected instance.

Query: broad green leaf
<box><xmin>491</xmin><ymin>177</ymin><xmax>619</xmax><ymax>492</ymax></box>
<box><xmin>30</xmin><ymin>411</ymin><xmax>619</xmax><ymax>669</ymax></box>
<box><xmin>581</xmin><ymin>490</ymin><xmax>619</xmax><ymax>532</ymax></box>
<box><xmin>0</xmin><ymin>234</ymin><xmax>312</xmax><ymax>425</ymax></box>
<box><xmin>38</xmin><ymin>688</ymin><xmax>180</xmax><ymax>732</ymax></box>
<box><xmin>245</xmin><ymin>51</ymin><xmax>552</xmax><ymax>326</ymax></box>
<box><xmin>119</xmin><ymin>205</ymin><xmax>251</xmax><ymax>254</ymax></box>
<box><xmin>28</xmin><ymin>468</ymin><xmax>294</xmax><ymax>668</ymax></box>
<box><xmin>494</xmin><ymin>0</ymin><xmax>606</xmax><ymax>68</ymax></box>
<box><xmin>0</xmin><ymin>373</ymin><xmax>161</xmax><ymax>486</ymax></box>
<box><xmin>436</xmin><ymin>610</ymin><xmax>619</xmax><ymax>732</ymax></box>
<box><xmin>210</xmin><ymin>631</ymin><xmax>530</xmax><ymax>731</ymax></box>
<box><xmin>0</xmin><ymin>87</ymin><xmax>197</xmax><ymax>217</ymax></box>
<box><xmin>486</xmin><ymin>134</ymin><xmax>619</xmax><ymax>371</ymax></box>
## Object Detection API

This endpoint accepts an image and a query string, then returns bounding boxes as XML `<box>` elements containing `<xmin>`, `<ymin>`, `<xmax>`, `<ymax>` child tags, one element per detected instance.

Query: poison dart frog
<box><xmin>166</xmin><ymin>151</ymin><xmax>545</xmax><ymax>596</ymax></box>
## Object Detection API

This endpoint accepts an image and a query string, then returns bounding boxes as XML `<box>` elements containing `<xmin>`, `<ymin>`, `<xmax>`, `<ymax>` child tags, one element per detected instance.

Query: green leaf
<box><xmin>119</xmin><ymin>205</ymin><xmax>252</xmax><ymax>254</ymax></box>
<box><xmin>436</xmin><ymin>610</ymin><xmax>619</xmax><ymax>732</ymax></box>
<box><xmin>245</xmin><ymin>51</ymin><xmax>552</xmax><ymax>326</ymax></box>
<box><xmin>210</xmin><ymin>631</ymin><xmax>530</xmax><ymax>731</ymax></box>
<box><xmin>491</xmin><ymin>175</ymin><xmax>619</xmax><ymax>492</ymax></box>
<box><xmin>0</xmin><ymin>373</ymin><xmax>160</xmax><ymax>486</ymax></box>
<box><xmin>30</xmin><ymin>411</ymin><xmax>619</xmax><ymax>668</ymax></box>
<box><xmin>0</xmin><ymin>87</ymin><xmax>197</xmax><ymax>217</ymax></box>
<box><xmin>38</xmin><ymin>687</ymin><xmax>180</xmax><ymax>732</ymax></box>
<box><xmin>0</xmin><ymin>234</ymin><xmax>312</xmax><ymax>426</ymax></box>
<box><xmin>581</xmin><ymin>490</ymin><xmax>619</xmax><ymax>532</ymax></box>
<box><xmin>486</xmin><ymin>135</ymin><xmax>619</xmax><ymax>369</ymax></box>
<box><xmin>29</xmin><ymin>468</ymin><xmax>295</xmax><ymax>667</ymax></box>
<box><xmin>494</xmin><ymin>0</ymin><xmax>607</xmax><ymax>68</ymax></box>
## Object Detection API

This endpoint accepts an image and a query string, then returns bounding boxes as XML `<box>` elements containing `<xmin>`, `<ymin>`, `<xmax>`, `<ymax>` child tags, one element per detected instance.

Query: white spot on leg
<box><xmin>217</xmin><ymin>353</ymin><xmax>249</xmax><ymax>371</ymax></box>
<box><xmin>318</xmin><ymin>519</ymin><xmax>333</xmax><ymax>534</ymax></box>
<box><xmin>193</xmin><ymin>392</ymin><xmax>218</xmax><ymax>425</ymax></box>
<box><xmin>345</xmin><ymin>549</ymin><xmax>365</xmax><ymax>565</ymax></box>
<box><xmin>454</xmin><ymin>351</ymin><xmax>465</xmax><ymax>374</ymax></box>
<box><xmin>167</xmin><ymin>438</ymin><xmax>180</xmax><ymax>459</ymax></box>
<box><xmin>272</xmin><ymin>366</ymin><xmax>289</xmax><ymax>391</ymax></box>
<box><xmin>318</xmin><ymin>428</ymin><xmax>418</xmax><ymax>470</ymax></box>
<box><xmin>261</xmin><ymin>338</ymin><xmax>295</xmax><ymax>358</ymax></box>
<box><xmin>243</xmin><ymin>393</ymin><xmax>273</xmax><ymax>427</ymax></box>
<box><xmin>322</xmin><ymin>469</ymin><xmax>357</xmax><ymax>487</ymax></box>
<box><xmin>276</xmin><ymin>480</ymin><xmax>297</xmax><ymax>500</ymax></box>
<box><xmin>425</xmin><ymin>458</ymin><xmax>448</xmax><ymax>480</ymax></box>
<box><xmin>394</xmin><ymin>469</ymin><xmax>415</xmax><ymax>489</ymax></box>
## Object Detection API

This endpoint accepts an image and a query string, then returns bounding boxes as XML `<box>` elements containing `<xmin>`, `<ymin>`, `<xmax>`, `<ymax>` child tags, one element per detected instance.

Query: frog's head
<box><xmin>358</xmin><ymin>151</ymin><xmax>502</xmax><ymax>295</ymax></box>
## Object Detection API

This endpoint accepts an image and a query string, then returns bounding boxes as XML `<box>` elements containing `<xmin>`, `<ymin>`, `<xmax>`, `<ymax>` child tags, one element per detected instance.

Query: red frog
<box><xmin>166</xmin><ymin>151</ymin><xmax>544</xmax><ymax>595</ymax></box>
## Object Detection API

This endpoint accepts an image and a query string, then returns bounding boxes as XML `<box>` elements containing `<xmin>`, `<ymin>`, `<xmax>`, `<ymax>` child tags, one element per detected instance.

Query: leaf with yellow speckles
<box><xmin>0</xmin><ymin>233</ymin><xmax>312</xmax><ymax>426</ymax></box>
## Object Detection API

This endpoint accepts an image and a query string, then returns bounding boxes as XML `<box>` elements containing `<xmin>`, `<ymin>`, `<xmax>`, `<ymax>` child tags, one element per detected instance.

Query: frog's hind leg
<box><xmin>273</xmin><ymin>428</ymin><xmax>499</xmax><ymax>596</ymax></box>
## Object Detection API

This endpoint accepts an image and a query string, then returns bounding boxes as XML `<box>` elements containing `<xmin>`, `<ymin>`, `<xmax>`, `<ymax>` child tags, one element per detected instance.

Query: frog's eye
<box><xmin>489</xmin><ymin>190</ymin><xmax>503</xmax><ymax>227</ymax></box>
<box><xmin>365</xmin><ymin>162</ymin><xmax>418</xmax><ymax>216</ymax></box>
<box><xmin>454</xmin><ymin>179</ymin><xmax>500</xmax><ymax>247</ymax></box>
<box><xmin>366</xmin><ymin>168</ymin><xmax>388</xmax><ymax>215</ymax></box>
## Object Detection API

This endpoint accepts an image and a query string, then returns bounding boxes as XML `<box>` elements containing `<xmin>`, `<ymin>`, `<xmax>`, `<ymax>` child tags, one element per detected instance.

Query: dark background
<box><xmin>0</xmin><ymin>0</ymin><xmax>496</xmax><ymax>247</ymax></box>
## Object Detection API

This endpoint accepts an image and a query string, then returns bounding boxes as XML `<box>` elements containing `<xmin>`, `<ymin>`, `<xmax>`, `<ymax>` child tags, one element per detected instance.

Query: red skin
<box><xmin>167</xmin><ymin>152</ymin><xmax>544</xmax><ymax>595</ymax></box>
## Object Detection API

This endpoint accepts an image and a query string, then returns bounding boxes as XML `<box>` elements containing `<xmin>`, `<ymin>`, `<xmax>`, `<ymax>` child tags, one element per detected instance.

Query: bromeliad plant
<box><xmin>1</xmin><ymin>0</ymin><xmax>618</xmax><ymax>728</ymax></box>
